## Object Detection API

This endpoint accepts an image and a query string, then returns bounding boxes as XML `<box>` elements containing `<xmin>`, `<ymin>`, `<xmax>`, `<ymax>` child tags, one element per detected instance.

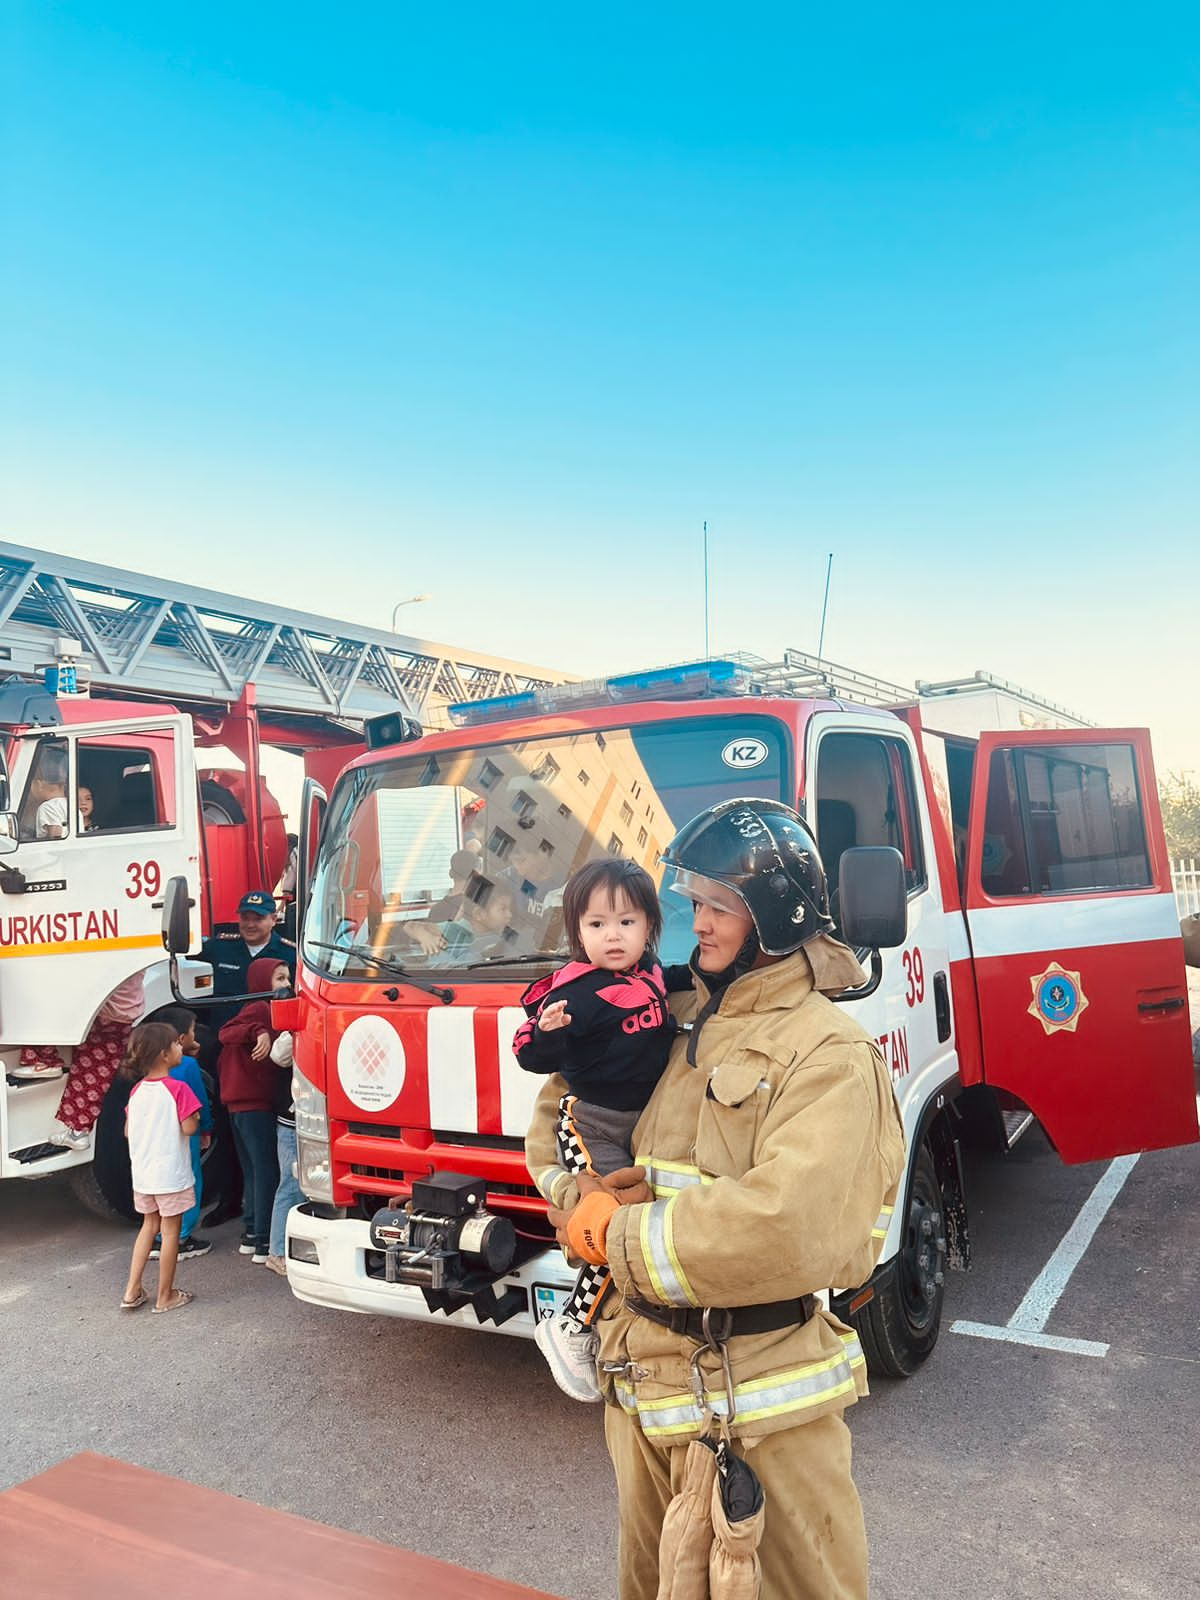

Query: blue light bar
<box><xmin>605</xmin><ymin>659</ymin><xmax>744</xmax><ymax>701</ymax></box>
<box><xmin>445</xmin><ymin>658</ymin><xmax>755</xmax><ymax>730</ymax></box>
<box><xmin>447</xmin><ymin>690</ymin><xmax>539</xmax><ymax>727</ymax></box>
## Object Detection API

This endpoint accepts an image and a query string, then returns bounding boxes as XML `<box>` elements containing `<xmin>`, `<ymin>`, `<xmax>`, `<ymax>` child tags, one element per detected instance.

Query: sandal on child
<box><xmin>119</xmin><ymin>1291</ymin><xmax>148</xmax><ymax>1310</ymax></box>
<box><xmin>150</xmin><ymin>1290</ymin><xmax>194</xmax><ymax>1315</ymax></box>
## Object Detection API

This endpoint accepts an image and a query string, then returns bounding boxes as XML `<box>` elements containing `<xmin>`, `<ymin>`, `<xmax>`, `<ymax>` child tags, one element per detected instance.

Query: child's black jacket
<box><xmin>514</xmin><ymin>957</ymin><xmax>692</xmax><ymax>1113</ymax></box>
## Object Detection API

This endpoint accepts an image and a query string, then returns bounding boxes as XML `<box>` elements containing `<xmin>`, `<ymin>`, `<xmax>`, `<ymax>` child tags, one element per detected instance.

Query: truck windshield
<box><xmin>303</xmin><ymin>713</ymin><xmax>789</xmax><ymax>978</ymax></box>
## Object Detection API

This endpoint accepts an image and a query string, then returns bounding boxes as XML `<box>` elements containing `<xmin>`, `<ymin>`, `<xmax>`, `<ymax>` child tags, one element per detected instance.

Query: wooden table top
<box><xmin>0</xmin><ymin>1452</ymin><xmax>562</xmax><ymax>1600</ymax></box>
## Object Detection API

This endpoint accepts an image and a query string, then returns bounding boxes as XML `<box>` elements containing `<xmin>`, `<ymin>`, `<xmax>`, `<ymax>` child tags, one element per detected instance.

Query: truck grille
<box><xmin>346</xmin><ymin>1123</ymin><xmax>525</xmax><ymax>1154</ymax></box>
<box><xmin>348</xmin><ymin>1162</ymin><xmax>540</xmax><ymax>1201</ymax></box>
<box><xmin>433</xmin><ymin>1130</ymin><xmax>526</xmax><ymax>1152</ymax></box>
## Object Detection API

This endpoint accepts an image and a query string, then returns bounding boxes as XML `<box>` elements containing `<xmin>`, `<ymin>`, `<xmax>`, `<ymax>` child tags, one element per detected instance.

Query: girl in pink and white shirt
<box><xmin>120</xmin><ymin>1022</ymin><xmax>202</xmax><ymax>1314</ymax></box>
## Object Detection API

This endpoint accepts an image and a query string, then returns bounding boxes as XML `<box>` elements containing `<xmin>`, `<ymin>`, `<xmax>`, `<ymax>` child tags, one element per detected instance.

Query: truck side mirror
<box><xmin>0</xmin><ymin>813</ymin><xmax>18</xmax><ymax>856</ymax></box>
<box><xmin>161</xmin><ymin>874</ymin><xmax>194</xmax><ymax>954</ymax></box>
<box><xmin>837</xmin><ymin>847</ymin><xmax>907</xmax><ymax>949</ymax></box>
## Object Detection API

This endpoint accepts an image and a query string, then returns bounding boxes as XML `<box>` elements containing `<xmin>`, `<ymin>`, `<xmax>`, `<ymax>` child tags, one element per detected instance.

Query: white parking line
<box><xmin>948</xmin><ymin>1323</ymin><xmax>1110</xmax><ymax>1358</ymax></box>
<box><xmin>951</xmin><ymin>1153</ymin><xmax>1140</xmax><ymax>1359</ymax></box>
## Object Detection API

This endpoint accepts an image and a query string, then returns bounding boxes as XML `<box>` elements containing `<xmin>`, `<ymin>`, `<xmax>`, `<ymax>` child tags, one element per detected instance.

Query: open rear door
<box><xmin>963</xmin><ymin>728</ymin><xmax>1196</xmax><ymax>1162</ymax></box>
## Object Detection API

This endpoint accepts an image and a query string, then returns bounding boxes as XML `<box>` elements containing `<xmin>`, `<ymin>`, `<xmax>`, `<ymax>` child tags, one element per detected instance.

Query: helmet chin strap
<box><xmin>692</xmin><ymin>926</ymin><xmax>762</xmax><ymax>992</ymax></box>
<box><xmin>734</xmin><ymin>926</ymin><xmax>762</xmax><ymax>975</ymax></box>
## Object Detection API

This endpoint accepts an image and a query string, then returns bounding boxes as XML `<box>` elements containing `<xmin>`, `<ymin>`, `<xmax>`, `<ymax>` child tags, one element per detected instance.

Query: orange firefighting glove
<box><xmin>566</xmin><ymin>1189</ymin><xmax>620</xmax><ymax>1266</ymax></box>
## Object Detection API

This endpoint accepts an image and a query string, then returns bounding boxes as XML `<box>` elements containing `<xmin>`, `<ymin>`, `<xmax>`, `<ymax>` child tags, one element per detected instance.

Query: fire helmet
<box><xmin>660</xmin><ymin>798</ymin><xmax>834</xmax><ymax>957</ymax></box>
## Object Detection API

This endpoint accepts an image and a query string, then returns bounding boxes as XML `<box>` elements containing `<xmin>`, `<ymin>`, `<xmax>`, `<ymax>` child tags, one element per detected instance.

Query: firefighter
<box><xmin>198</xmin><ymin>891</ymin><xmax>296</xmax><ymax>1031</ymax></box>
<box><xmin>528</xmin><ymin>799</ymin><xmax>906</xmax><ymax>1600</ymax></box>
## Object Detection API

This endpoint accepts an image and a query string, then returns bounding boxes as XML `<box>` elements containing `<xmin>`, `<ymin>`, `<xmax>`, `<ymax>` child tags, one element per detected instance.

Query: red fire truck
<box><xmin>163</xmin><ymin>652</ymin><xmax>1196</xmax><ymax>1375</ymax></box>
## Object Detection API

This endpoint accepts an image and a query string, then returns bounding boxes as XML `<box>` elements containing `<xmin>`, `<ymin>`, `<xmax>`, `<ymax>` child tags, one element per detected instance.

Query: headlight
<box><xmin>292</xmin><ymin>1065</ymin><xmax>334</xmax><ymax>1203</ymax></box>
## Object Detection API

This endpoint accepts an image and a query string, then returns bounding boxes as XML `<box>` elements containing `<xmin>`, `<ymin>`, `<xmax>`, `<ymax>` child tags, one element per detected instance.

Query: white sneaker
<box><xmin>9</xmin><ymin>1061</ymin><xmax>66</xmax><ymax>1080</ymax></box>
<box><xmin>48</xmin><ymin>1126</ymin><xmax>90</xmax><ymax>1150</ymax></box>
<box><xmin>534</xmin><ymin>1313</ymin><xmax>602</xmax><ymax>1403</ymax></box>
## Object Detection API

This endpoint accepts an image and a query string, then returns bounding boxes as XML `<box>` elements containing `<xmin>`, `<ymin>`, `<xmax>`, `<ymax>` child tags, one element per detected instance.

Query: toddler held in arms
<box><xmin>515</xmin><ymin>858</ymin><xmax>690</xmax><ymax>1401</ymax></box>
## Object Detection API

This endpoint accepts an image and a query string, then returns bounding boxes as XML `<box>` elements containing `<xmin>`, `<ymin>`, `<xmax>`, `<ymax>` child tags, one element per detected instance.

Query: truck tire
<box><xmin>200</xmin><ymin>778</ymin><xmax>246</xmax><ymax>827</ymax></box>
<box><xmin>851</xmin><ymin>1138</ymin><xmax>947</xmax><ymax>1378</ymax></box>
<box><xmin>72</xmin><ymin>1075</ymin><xmax>136</xmax><ymax>1222</ymax></box>
<box><xmin>68</xmin><ymin>1158</ymin><xmax>136</xmax><ymax>1224</ymax></box>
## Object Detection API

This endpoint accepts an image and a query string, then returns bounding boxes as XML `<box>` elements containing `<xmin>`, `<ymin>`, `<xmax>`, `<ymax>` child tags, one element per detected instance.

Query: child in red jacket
<box><xmin>218</xmin><ymin>956</ymin><xmax>290</xmax><ymax>1264</ymax></box>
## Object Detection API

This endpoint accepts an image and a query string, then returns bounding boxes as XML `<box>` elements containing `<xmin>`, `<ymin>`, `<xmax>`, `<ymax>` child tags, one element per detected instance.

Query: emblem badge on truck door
<box><xmin>1027</xmin><ymin>963</ymin><xmax>1089</xmax><ymax>1036</ymax></box>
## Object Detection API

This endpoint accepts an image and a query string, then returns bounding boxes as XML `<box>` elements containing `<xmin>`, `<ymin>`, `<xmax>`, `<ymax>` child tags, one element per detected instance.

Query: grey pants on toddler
<box><xmin>555</xmin><ymin>1094</ymin><xmax>641</xmax><ymax>1326</ymax></box>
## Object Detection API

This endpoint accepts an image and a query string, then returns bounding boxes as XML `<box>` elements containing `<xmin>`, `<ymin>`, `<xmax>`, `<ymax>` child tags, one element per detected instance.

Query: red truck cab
<box><xmin>263</xmin><ymin>660</ymin><xmax>1194</xmax><ymax>1374</ymax></box>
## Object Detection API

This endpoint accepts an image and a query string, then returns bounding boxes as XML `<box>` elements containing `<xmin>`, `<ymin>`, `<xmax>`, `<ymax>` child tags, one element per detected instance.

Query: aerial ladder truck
<box><xmin>0</xmin><ymin>539</ymin><xmax>565</xmax><ymax>1219</ymax></box>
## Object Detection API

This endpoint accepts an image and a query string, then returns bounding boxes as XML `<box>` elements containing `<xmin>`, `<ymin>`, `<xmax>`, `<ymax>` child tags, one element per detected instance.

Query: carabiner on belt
<box><xmin>688</xmin><ymin>1306</ymin><xmax>737</xmax><ymax>1424</ymax></box>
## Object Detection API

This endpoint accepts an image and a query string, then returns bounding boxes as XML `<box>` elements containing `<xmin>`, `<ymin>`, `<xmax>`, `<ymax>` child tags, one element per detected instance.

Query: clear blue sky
<box><xmin>3</xmin><ymin>4</ymin><xmax>1198</xmax><ymax>771</ymax></box>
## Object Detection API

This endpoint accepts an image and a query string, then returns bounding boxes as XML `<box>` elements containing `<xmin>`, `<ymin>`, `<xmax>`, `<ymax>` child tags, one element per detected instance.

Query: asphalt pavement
<box><xmin>3</xmin><ymin>1119</ymin><xmax>1198</xmax><ymax>1599</ymax></box>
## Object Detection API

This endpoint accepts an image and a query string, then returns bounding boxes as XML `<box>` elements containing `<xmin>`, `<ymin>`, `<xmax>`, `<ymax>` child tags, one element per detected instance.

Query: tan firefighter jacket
<box><xmin>526</xmin><ymin>936</ymin><xmax>907</xmax><ymax>1446</ymax></box>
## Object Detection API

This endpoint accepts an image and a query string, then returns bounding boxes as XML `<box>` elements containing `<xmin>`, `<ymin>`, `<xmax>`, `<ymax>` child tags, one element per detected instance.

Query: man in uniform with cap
<box><xmin>198</xmin><ymin>891</ymin><xmax>295</xmax><ymax>1031</ymax></box>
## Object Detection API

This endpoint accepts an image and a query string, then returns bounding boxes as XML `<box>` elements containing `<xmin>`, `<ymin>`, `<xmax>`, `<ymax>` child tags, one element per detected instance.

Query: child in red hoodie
<box><xmin>218</xmin><ymin>956</ymin><xmax>290</xmax><ymax>1264</ymax></box>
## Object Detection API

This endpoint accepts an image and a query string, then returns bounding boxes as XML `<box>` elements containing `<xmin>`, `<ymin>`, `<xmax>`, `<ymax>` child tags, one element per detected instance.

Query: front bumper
<box><xmin>284</xmin><ymin>1204</ymin><xmax>574</xmax><ymax>1340</ymax></box>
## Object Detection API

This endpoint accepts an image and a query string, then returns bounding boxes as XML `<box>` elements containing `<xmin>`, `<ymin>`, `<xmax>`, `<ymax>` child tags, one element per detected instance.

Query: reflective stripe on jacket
<box><xmin>525</xmin><ymin>935</ymin><xmax>907</xmax><ymax>1445</ymax></box>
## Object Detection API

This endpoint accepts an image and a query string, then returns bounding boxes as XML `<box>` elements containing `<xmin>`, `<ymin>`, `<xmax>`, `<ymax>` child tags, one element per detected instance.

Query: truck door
<box><xmin>2</xmin><ymin>715</ymin><xmax>201</xmax><ymax>1043</ymax></box>
<box><xmin>808</xmin><ymin>714</ymin><xmax>955</xmax><ymax>1114</ymax></box>
<box><xmin>963</xmin><ymin>729</ymin><xmax>1196</xmax><ymax>1161</ymax></box>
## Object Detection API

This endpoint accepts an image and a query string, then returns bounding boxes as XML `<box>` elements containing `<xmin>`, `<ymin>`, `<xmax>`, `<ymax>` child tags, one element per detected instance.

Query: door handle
<box><xmin>933</xmin><ymin>971</ymin><xmax>952</xmax><ymax>1042</ymax></box>
<box><xmin>1137</xmin><ymin>996</ymin><xmax>1185</xmax><ymax>1015</ymax></box>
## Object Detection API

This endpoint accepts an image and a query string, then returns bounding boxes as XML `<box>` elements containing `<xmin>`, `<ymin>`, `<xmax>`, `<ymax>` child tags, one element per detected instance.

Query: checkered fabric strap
<box><xmin>555</xmin><ymin>1093</ymin><xmax>593</xmax><ymax>1175</ymax></box>
<box><xmin>564</xmin><ymin>1262</ymin><xmax>613</xmax><ymax>1327</ymax></box>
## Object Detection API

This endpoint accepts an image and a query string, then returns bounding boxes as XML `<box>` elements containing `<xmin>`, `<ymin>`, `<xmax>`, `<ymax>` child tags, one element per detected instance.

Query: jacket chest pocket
<box><xmin>692</xmin><ymin>1050</ymin><xmax>781</xmax><ymax>1179</ymax></box>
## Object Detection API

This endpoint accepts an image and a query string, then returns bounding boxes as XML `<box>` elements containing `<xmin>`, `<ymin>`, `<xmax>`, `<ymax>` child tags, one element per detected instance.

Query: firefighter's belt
<box><xmin>627</xmin><ymin>1295</ymin><xmax>817</xmax><ymax>1341</ymax></box>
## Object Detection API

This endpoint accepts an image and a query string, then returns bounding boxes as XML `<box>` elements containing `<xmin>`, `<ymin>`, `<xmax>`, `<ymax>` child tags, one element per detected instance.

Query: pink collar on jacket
<box><xmin>521</xmin><ymin>958</ymin><xmax>666</xmax><ymax>1013</ymax></box>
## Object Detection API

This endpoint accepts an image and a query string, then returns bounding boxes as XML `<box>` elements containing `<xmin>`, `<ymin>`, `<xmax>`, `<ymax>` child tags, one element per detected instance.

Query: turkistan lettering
<box><xmin>877</xmin><ymin>1027</ymin><xmax>911</xmax><ymax>1081</ymax></box>
<box><xmin>0</xmin><ymin>908</ymin><xmax>122</xmax><ymax>948</ymax></box>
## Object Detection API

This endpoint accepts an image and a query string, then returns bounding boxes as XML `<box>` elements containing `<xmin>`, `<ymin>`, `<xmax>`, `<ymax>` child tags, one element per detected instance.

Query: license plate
<box><xmin>532</xmin><ymin>1283</ymin><xmax>570</xmax><ymax>1322</ymax></box>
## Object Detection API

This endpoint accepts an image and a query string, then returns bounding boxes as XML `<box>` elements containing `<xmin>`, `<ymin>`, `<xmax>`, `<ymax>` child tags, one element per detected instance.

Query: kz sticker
<box><xmin>1028</xmin><ymin>962</ymin><xmax>1089</xmax><ymax>1036</ymax></box>
<box><xmin>720</xmin><ymin>737</ymin><xmax>769</xmax><ymax>770</ymax></box>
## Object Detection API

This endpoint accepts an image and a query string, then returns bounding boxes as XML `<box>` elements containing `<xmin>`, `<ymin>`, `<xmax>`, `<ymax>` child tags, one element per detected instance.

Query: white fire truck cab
<box><xmin>0</xmin><ymin>676</ymin><xmax>338</xmax><ymax>1208</ymax></box>
<box><xmin>273</xmin><ymin>652</ymin><xmax>1197</xmax><ymax>1375</ymax></box>
<box><xmin>0</xmin><ymin>541</ymin><xmax>564</xmax><ymax>1218</ymax></box>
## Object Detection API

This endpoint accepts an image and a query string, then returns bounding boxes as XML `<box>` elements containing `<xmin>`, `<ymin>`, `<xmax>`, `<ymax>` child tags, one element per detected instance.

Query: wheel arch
<box><xmin>915</xmin><ymin>1080</ymin><xmax>971</xmax><ymax>1273</ymax></box>
<box><xmin>831</xmin><ymin>1077</ymin><xmax>971</xmax><ymax>1377</ymax></box>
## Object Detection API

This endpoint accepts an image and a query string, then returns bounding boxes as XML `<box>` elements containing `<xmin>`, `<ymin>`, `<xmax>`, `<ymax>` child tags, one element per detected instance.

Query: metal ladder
<box><xmin>729</xmin><ymin>649</ymin><xmax>1091</xmax><ymax>725</ymax></box>
<box><xmin>0</xmin><ymin>540</ymin><xmax>569</xmax><ymax>722</ymax></box>
<box><xmin>727</xmin><ymin>647</ymin><xmax>914</xmax><ymax>707</ymax></box>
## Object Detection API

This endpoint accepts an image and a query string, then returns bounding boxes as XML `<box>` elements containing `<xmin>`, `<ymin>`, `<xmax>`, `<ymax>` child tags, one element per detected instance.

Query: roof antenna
<box><xmin>816</xmin><ymin>553</ymin><xmax>833</xmax><ymax>664</ymax></box>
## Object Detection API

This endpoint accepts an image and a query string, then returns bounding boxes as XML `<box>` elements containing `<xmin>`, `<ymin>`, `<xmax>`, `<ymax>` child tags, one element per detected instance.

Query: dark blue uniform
<box><xmin>198</xmin><ymin>927</ymin><xmax>296</xmax><ymax>1030</ymax></box>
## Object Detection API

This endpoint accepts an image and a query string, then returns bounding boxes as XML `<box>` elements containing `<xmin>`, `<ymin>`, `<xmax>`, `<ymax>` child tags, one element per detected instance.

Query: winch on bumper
<box><xmin>284</xmin><ymin>1172</ymin><xmax>574</xmax><ymax>1339</ymax></box>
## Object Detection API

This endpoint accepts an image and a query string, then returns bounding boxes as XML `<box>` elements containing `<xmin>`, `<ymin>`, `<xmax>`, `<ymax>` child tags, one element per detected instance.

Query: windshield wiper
<box><xmin>304</xmin><ymin>941</ymin><xmax>454</xmax><ymax>1004</ymax></box>
<box><xmin>462</xmin><ymin>950</ymin><xmax>566</xmax><ymax>971</ymax></box>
